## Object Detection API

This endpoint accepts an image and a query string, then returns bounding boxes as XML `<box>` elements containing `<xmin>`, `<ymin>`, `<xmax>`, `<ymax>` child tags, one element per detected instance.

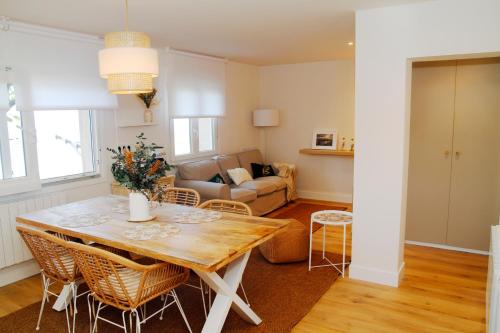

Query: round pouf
<box><xmin>259</xmin><ymin>218</ymin><xmax>309</xmax><ymax>264</ymax></box>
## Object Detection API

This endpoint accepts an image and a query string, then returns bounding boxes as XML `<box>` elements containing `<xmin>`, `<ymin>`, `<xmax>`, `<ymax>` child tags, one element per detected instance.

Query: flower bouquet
<box><xmin>107</xmin><ymin>133</ymin><xmax>170</xmax><ymax>221</ymax></box>
<box><xmin>136</xmin><ymin>88</ymin><xmax>158</xmax><ymax>123</ymax></box>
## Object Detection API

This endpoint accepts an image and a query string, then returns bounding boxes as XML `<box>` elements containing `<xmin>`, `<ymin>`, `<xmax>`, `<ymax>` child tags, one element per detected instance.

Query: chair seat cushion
<box><xmin>254</xmin><ymin>176</ymin><xmax>287</xmax><ymax>191</ymax></box>
<box><xmin>230</xmin><ymin>187</ymin><xmax>257</xmax><ymax>203</ymax></box>
<box><xmin>239</xmin><ymin>180</ymin><xmax>277</xmax><ymax>196</ymax></box>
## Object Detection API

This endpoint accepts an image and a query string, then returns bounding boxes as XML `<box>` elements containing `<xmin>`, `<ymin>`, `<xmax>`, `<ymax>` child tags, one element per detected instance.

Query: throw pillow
<box><xmin>208</xmin><ymin>173</ymin><xmax>225</xmax><ymax>184</ymax></box>
<box><xmin>227</xmin><ymin>168</ymin><xmax>253</xmax><ymax>186</ymax></box>
<box><xmin>251</xmin><ymin>163</ymin><xmax>276</xmax><ymax>178</ymax></box>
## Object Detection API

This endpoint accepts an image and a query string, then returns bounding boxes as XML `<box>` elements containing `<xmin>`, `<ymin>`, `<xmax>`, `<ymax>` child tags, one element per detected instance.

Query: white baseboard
<box><xmin>297</xmin><ymin>190</ymin><xmax>352</xmax><ymax>203</ymax></box>
<box><xmin>0</xmin><ymin>260</ymin><xmax>40</xmax><ymax>287</ymax></box>
<box><xmin>349</xmin><ymin>261</ymin><xmax>405</xmax><ymax>287</ymax></box>
<box><xmin>405</xmin><ymin>240</ymin><xmax>489</xmax><ymax>255</ymax></box>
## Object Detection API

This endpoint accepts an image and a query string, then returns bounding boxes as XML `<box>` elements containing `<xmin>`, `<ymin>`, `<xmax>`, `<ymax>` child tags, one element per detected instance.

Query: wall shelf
<box><xmin>299</xmin><ymin>148</ymin><xmax>354</xmax><ymax>157</ymax></box>
<box><xmin>117</xmin><ymin>122</ymin><xmax>158</xmax><ymax>128</ymax></box>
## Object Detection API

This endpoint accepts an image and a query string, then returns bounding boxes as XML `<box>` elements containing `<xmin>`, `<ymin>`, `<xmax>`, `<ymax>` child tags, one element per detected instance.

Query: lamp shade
<box><xmin>98</xmin><ymin>31</ymin><xmax>159</xmax><ymax>94</ymax></box>
<box><xmin>253</xmin><ymin>109</ymin><xmax>279</xmax><ymax>127</ymax></box>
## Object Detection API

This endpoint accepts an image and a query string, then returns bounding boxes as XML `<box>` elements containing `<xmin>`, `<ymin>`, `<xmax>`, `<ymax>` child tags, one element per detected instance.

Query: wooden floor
<box><xmin>0</xmin><ymin>199</ymin><xmax>488</xmax><ymax>332</ymax></box>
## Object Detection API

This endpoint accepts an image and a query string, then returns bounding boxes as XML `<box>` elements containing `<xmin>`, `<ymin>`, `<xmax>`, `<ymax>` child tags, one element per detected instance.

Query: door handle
<box><xmin>444</xmin><ymin>150</ymin><xmax>450</xmax><ymax>157</ymax></box>
<box><xmin>455</xmin><ymin>151</ymin><xmax>461</xmax><ymax>159</ymax></box>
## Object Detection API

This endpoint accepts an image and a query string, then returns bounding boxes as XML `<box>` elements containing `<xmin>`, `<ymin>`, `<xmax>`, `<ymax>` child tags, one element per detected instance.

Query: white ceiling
<box><xmin>0</xmin><ymin>0</ymin><xmax>430</xmax><ymax>65</ymax></box>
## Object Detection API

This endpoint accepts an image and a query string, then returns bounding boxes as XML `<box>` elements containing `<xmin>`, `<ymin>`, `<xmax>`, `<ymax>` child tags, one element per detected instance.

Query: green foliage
<box><xmin>107</xmin><ymin>133</ymin><xmax>171</xmax><ymax>200</ymax></box>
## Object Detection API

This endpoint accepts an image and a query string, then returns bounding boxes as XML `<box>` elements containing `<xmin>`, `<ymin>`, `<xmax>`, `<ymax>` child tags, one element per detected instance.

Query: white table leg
<box><xmin>194</xmin><ymin>251</ymin><xmax>262</xmax><ymax>333</ymax></box>
<box><xmin>53</xmin><ymin>285</ymin><xmax>72</xmax><ymax>311</ymax></box>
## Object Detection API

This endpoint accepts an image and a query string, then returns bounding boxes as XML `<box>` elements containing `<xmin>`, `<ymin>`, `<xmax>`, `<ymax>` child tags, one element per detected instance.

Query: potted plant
<box><xmin>107</xmin><ymin>133</ymin><xmax>170</xmax><ymax>221</ymax></box>
<box><xmin>136</xmin><ymin>88</ymin><xmax>158</xmax><ymax>123</ymax></box>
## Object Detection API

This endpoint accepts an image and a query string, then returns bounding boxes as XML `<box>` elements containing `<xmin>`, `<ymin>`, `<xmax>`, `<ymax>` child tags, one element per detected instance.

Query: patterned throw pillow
<box><xmin>227</xmin><ymin>168</ymin><xmax>253</xmax><ymax>186</ymax></box>
<box><xmin>208</xmin><ymin>173</ymin><xmax>225</xmax><ymax>184</ymax></box>
<box><xmin>251</xmin><ymin>163</ymin><xmax>276</xmax><ymax>178</ymax></box>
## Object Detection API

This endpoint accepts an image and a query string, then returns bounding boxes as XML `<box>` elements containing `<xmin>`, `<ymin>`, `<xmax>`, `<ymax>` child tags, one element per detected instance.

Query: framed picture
<box><xmin>312</xmin><ymin>129</ymin><xmax>338</xmax><ymax>150</ymax></box>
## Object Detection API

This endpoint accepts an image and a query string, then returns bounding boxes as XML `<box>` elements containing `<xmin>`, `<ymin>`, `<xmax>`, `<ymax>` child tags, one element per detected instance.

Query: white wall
<box><xmin>351</xmin><ymin>0</ymin><xmax>500</xmax><ymax>286</ymax></box>
<box><xmin>259</xmin><ymin>60</ymin><xmax>354</xmax><ymax>202</ymax></box>
<box><xmin>114</xmin><ymin>60</ymin><xmax>261</xmax><ymax>159</ymax></box>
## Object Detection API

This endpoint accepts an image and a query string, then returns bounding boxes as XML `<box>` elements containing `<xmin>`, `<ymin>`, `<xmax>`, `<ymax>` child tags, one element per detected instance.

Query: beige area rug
<box><xmin>0</xmin><ymin>250</ymin><xmax>340</xmax><ymax>333</ymax></box>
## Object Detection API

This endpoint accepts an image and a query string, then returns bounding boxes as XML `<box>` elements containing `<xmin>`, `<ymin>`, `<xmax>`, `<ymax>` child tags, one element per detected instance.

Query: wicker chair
<box><xmin>196</xmin><ymin>199</ymin><xmax>252</xmax><ymax>316</ymax></box>
<box><xmin>16</xmin><ymin>225</ymin><xmax>88</xmax><ymax>333</ymax></box>
<box><xmin>161</xmin><ymin>187</ymin><xmax>200</xmax><ymax>207</ymax></box>
<box><xmin>199</xmin><ymin>199</ymin><xmax>252</xmax><ymax>216</ymax></box>
<box><xmin>66</xmin><ymin>240</ymin><xmax>192</xmax><ymax>333</ymax></box>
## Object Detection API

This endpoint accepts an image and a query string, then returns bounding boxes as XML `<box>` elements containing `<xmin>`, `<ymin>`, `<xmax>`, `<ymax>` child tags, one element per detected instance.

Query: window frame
<box><xmin>0</xmin><ymin>110</ymin><xmax>41</xmax><ymax>196</ymax></box>
<box><xmin>170</xmin><ymin>117</ymin><xmax>218</xmax><ymax>162</ymax></box>
<box><xmin>37</xmin><ymin>109</ymin><xmax>100</xmax><ymax>185</ymax></box>
<box><xmin>0</xmin><ymin>109</ymin><xmax>101</xmax><ymax>196</ymax></box>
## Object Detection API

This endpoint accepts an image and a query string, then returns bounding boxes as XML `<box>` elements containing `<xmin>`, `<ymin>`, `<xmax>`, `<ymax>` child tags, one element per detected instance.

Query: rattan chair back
<box><xmin>66</xmin><ymin>241</ymin><xmax>189</xmax><ymax>310</ymax></box>
<box><xmin>199</xmin><ymin>199</ymin><xmax>253</xmax><ymax>216</ymax></box>
<box><xmin>16</xmin><ymin>225</ymin><xmax>78</xmax><ymax>283</ymax></box>
<box><xmin>163</xmin><ymin>187</ymin><xmax>200</xmax><ymax>207</ymax></box>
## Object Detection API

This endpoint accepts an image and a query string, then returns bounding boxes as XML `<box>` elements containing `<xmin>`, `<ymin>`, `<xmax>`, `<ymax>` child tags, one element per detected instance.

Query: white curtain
<box><xmin>167</xmin><ymin>51</ymin><xmax>226</xmax><ymax>118</ymax></box>
<box><xmin>3</xmin><ymin>28</ymin><xmax>117</xmax><ymax>111</ymax></box>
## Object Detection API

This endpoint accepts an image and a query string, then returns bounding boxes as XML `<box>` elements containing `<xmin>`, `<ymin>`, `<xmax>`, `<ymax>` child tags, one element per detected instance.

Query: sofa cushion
<box><xmin>230</xmin><ymin>187</ymin><xmax>257</xmax><ymax>203</ymax></box>
<box><xmin>251</xmin><ymin>163</ymin><xmax>276</xmax><ymax>178</ymax></box>
<box><xmin>227</xmin><ymin>168</ymin><xmax>253</xmax><ymax>186</ymax></box>
<box><xmin>239</xmin><ymin>180</ymin><xmax>277</xmax><ymax>196</ymax></box>
<box><xmin>177</xmin><ymin>159</ymin><xmax>222</xmax><ymax>181</ymax></box>
<box><xmin>254</xmin><ymin>176</ymin><xmax>287</xmax><ymax>191</ymax></box>
<box><xmin>214</xmin><ymin>154</ymin><xmax>240</xmax><ymax>184</ymax></box>
<box><xmin>237</xmin><ymin>150</ymin><xmax>263</xmax><ymax>177</ymax></box>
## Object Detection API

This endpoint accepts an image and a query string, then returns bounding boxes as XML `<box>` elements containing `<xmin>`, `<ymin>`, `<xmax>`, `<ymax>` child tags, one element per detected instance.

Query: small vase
<box><xmin>128</xmin><ymin>192</ymin><xmax>151</xmax><ymax>221</ymax></box>
<box><xmin>144</xmin><ymin>109</ymin><xmax>153</xmax><ymax>123</ymax></box>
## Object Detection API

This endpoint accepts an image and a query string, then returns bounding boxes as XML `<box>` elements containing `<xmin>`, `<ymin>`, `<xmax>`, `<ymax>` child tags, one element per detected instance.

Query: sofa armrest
<box><xmin>175</xmin><ymin>179</ymin><xmax>230</xmax><ymax>200</ymax></box>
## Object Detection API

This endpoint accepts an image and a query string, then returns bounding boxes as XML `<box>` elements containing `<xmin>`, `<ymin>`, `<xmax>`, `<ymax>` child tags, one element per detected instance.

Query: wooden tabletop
<box><xmin>16</xmin><ymin>196</ymin><xmax>289</xmax><ymax>272</ymax></box>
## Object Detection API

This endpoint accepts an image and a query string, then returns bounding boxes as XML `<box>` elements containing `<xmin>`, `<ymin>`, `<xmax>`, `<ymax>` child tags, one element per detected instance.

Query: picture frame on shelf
<box><xmin>312</xmin><ymin>129</ymin><xmax>338</xmax><ymax>150</ymax></box>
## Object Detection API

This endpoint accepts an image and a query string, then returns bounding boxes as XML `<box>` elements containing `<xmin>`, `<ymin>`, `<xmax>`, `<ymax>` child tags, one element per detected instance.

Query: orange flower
<box><xmin>124</xmin><ymin>150</ymin><xmax>134</xmax><ymax>170</ymax></box>
<box><xmin>148</xmin><ymin>160</ymin><xmax>161</xmax><ymax>176</ymax></box>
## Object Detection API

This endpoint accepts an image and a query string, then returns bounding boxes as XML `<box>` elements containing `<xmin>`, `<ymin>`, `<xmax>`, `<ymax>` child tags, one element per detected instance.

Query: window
<box><xmin>0</xmin><ymin>105</ymin><xmax>99</xmax><ymax>195</ymax></box>
<box><xmin>0</xmin><ymin>84</ymin><xmax>26</xmax><ymax>180</ymax></box>
<box><xmin>34</xmin><ymin>110</ymin><xmax>97</xmax><ymax>181</ymax></box>
<box><xmin>172</xmin><ymin>117</ymin><xmax>217</xmax><ymax>158</ymax></box>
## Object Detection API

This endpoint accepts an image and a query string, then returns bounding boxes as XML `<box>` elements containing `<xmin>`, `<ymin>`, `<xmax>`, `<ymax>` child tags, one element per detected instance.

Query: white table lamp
<box><xmin>253</xmin><ymin>109</ymin><xmax>279</xmax><ymax>127</ymax></box>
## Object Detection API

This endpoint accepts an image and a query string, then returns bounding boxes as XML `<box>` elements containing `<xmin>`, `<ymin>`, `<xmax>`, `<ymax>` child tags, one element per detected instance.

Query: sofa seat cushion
<box><xmin>239</xmin><ymin>180</ymin><xmax>277</xmax><ymax>196</ymax></box>
<box><xmin>230</xmin><ymin>187</ymin><xmax>257</xmax><ymax>203</ymax></box>
<box><xmin>254</xmin><ymin>176</ymin><xmax>287</xmax><ymax>191</ymax></box>
<box><xmin>177</xmin><ymin>159</ymin><xmax>222</xmax><ymax>181</ymax></box>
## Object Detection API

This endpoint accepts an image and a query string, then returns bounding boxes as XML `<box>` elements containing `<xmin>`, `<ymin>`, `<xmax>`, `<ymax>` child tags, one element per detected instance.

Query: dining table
<box><xmin>16</xmin><ymin>195</ymin><xmax>290</xmax><ymax>333</ymax></box>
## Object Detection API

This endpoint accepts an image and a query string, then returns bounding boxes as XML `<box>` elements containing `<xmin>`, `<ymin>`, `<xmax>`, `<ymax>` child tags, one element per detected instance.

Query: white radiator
<box><xmin>487</xmin><ymin>225</ymin><xmax>500</xmax><ymax>333</ymax></box>
<box><xmin>0</xmin><ymin>192</ymin><xmax>66</xmax><ymax>269</ymax></box>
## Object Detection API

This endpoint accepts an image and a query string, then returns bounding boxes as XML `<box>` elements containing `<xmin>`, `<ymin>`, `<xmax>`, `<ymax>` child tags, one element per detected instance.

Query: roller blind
<box><xmin>0</xmin><ymin>68</ymin><xmax>8</xmax><ymax>112</ymax></box>
<box><xmin>0</xmin><ymin>32</ymin><xmax>9</xmax><ymax>111</ymax></box>
<box><xmin>167</xmin><ymin>51</ymin><xmax>226</xmax><ymax>118</ymax></box>
<box><xmin>3</xmin><ymin>27</ymin><xmax>117</xmax><ymax>110</ymax></box>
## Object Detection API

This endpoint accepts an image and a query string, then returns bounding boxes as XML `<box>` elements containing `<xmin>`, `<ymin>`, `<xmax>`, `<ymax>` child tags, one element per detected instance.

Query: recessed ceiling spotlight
<box><xmin>347</xmin><ymin>41</ymin><xmax>354</xmax><ymax>46</ymax></box>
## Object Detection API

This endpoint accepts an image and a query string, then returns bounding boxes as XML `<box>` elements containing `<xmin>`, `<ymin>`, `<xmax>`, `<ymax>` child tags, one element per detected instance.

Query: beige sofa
<box><xmin>175</xmin><ymin>150</ymin><xmax>288</xmax><ymax>216</ymax></box>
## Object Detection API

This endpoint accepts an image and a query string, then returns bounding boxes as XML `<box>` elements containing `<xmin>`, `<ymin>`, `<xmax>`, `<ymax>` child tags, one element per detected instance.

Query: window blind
<box><xmin>2</xmin><ymin>27</ymin><xmax>117</xmax><ymax>111</ymax></box>
<box><xmin>0</xmin><ymin>68</ymin><xmax>8</xmax><ymax>111</ymax></box>
<box><xmin>167</xmin><ymin>51</ymin><xmax>226</xmax><ymax>118</ymax></box>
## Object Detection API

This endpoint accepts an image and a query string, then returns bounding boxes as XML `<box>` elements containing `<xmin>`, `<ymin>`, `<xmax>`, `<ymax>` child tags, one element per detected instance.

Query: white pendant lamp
<box><xmin>98</xmin><ymin>0</ymin><xmax>159</xmax><ymax>94</ymax></box>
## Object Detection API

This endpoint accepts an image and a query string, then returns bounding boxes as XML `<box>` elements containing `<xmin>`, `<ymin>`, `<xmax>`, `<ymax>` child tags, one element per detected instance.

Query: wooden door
<box><xmin>406</xmin><ymin>62</ymin><xmax>457</xmax><ymax>244</ymax></box>
<box><xmin>446</xmin><ymin>58</ymin><xmax>500</xmax><ymax>251</ymax></box>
